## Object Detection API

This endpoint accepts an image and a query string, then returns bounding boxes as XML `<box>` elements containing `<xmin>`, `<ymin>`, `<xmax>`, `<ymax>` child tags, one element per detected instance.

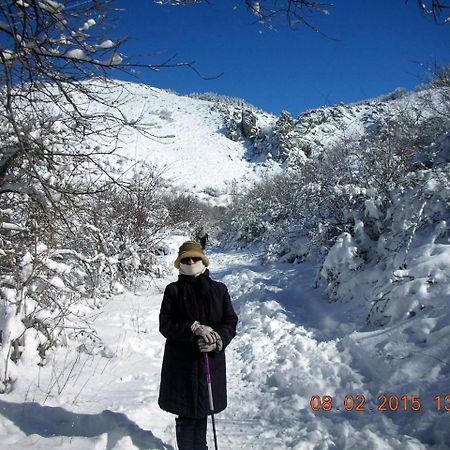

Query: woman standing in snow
<box><xmin>158</xmin><ymin>241</ymin><xmax>238</xmax><ymax>450</ymax></box>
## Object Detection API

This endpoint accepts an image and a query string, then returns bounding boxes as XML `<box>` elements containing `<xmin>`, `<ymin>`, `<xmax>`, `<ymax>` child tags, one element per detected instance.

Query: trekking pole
<box><xmin>204</xmin><ymin>353</ymin><xmax>219</xmax><ymax>450</ymax></box>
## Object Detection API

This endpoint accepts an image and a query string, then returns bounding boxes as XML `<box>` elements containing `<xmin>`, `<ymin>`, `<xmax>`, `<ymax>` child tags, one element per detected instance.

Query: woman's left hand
<box><xmin>197</xmin><ymin>337</ymin><xmax>217</xmax><ymax>353</ymax></box>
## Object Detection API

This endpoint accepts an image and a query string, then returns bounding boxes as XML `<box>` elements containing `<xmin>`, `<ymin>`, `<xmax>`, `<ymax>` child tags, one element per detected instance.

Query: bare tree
<box><xmin>0</xmin><ymin>0</ymin><xmax>178</xmax><ymax>392</ymax></box>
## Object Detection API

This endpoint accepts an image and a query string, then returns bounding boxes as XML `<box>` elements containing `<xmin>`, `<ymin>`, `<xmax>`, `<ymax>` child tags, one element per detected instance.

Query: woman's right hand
<box><xmin>191</xmin><ymin>321</ymin><xmax>216</xmax><ymax>344</ymax></box>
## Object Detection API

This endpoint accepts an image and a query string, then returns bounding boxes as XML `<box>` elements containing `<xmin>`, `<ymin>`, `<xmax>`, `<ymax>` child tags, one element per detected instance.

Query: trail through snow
<box><xmin>0</xmin><ymin>246</ymin><xmax>447</xmax><ymax>449</ymax></box>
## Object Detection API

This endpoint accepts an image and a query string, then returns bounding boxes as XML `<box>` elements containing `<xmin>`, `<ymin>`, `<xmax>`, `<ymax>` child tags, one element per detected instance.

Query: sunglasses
<box><xmin>180</xmin><ymin>256</ymin><xmax>202</xmax><ymax>264</ymax></box>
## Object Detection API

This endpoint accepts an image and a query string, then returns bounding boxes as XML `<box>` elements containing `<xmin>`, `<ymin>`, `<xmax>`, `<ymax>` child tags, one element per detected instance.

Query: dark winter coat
<box><xmin>158</xmin><ymin>270</ymin><xmax>238</xmax><ymax>418</ymax></box>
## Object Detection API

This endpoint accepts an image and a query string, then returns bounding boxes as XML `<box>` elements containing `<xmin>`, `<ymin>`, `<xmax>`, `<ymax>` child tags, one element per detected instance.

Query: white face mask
<box><xmin>179</xmin><ymin>260</ymin><xmax>206</xmax><ymax>277</ymax></box>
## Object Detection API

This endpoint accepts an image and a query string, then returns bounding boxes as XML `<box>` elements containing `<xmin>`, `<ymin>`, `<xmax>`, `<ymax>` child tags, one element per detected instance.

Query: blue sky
<box><xmin>112</xmin><ymin>1</ymin><xmax>450</xmax><ymax>116</ymax></box>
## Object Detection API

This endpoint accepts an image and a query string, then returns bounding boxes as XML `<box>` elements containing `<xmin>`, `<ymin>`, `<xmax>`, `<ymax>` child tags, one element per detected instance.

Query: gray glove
<box><xmin>191</xmin><ymin>321</ymin><xmax>216</xmax><ymax>344</ymax></box>
<box><xmin>197</xmin><ymin>331</ymin><xmax>223</xmax><ymax>353</ymax></box>
<box><xmin>211</xmin><ymin>330</ymin><xmax>223</xmax><ymax>351</ymax></box>
<box><xmin>198</xmin><ymin>338</ymin><xmax>217</xmax><ymax>353</ymax></box>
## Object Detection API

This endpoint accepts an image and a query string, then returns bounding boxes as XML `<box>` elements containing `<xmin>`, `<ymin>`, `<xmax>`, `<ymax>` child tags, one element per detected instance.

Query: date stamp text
<box><xmin>309</xmin><ymin>394</ymin><xmax>450</xmax><ymax>412</ymax></box>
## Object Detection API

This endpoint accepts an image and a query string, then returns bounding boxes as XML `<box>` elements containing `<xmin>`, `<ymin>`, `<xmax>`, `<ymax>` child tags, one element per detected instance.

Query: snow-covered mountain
<box><xmin>92</xmin><ymin>82</ymin><xmax>280</xmax><ymax>205</ymax></box>
<box><xmin>96</xmin><ymin>80</ymin><xmax>447</xmax><ymax>203</ymax></box>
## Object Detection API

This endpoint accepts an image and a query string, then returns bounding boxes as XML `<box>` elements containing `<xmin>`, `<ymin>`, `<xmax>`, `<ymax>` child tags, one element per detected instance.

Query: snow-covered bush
<box><xmin>0</xmin><ymin>86</ymin><xmax>186</xmax><ymax>392</ymax></box>
<box><xmin>0</xmin><ymin>242</ymin><xmax>108</xmax><ymax>392</ymax></box>
<box><xmin>0</xmin><ymin>126</ymin><xmax>180</xmax><ymax>392</ymax></box>
<box><xmin>318</xmin><ymin>164</ymin><xmax>450</xmax><ymax>325</ymax></box>
<box><xmin>162</xmin><ymin>189</ymin><xmax>223</xmax><ymax>231</ymax></box>
<box><xmin>223</xmin><ymin>171</ymin><xmax>302</xmax><ymax>246</ymax></box>
<box><xmin>222</xmin><ymin>142</ymin><xmax>382</xmax><ymax>261</ymax></box>
<box><xmin>365</xmin><ymin>166</ymin><xmax>450</xmax><ymax>325</ymax></box>
<box><xmin>320</xmin><ymin>232</ymin><xmax>364</xmax><ymax>301</ymax></box>
<box><xmin>188</xmin><ymin>91</ymin><xmax>263</xmax><ymax>113</ymax></box>
<box><xmin>83</xmin><ymin>168</ymin><xmax>172</xmax><ymax>282</ymax></box>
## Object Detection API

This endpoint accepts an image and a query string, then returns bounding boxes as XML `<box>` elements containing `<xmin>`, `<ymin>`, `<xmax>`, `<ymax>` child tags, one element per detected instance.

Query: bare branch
<box><xmin>409</xmin><ymin>0</ymin><xmax>450</xmax><ymax>23</ymax></box>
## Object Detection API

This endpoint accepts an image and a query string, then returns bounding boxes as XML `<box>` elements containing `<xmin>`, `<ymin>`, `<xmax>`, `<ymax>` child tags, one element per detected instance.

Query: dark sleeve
<box><xmin>215</xmin><ymin>286</ymin><xmax>238</xmax><ymax>350</ymax></box>
<box><xmin>159</xmin><ymin>284</ymin><xmax>195</xmax><ymax>342</ymax></box>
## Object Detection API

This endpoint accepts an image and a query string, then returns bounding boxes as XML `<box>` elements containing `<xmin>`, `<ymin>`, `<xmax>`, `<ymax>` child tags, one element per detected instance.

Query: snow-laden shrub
<box><xmin>0</xmin><ymin>242</ymin><xmax>104</xmax><ymax>392</ymax></box>
<box><xmin>223</xmin><ymin>171</ymin><xmax>304</xmax><ymax>246</ymax></box>
<box><xmin>222</xmin><ymin>146</ymin><xmax>383</xmax><ymax>262</ymax></box>
<box><xmin>188</xmin><ymin>91</ymin><xmax>263</xmax><ymax>113</ymax></box>
<box><xmin>320</xmin><ymin>232</ymin><xmax>364</xmax><ymax>301</ymax></box>
<box><xmin>365</xmin><ymin>166</ymin><xmax>450</xmax><ymax>325</ymax></box>
<box><xmin>314</xmin><ymin>164</ymin><xmax>450</xmax><ymax>326</ymax></box>
<box><xmin>162</xmin><ymin>189</ymin><xmax>224</xmax><ymax>236</ymax></box>
<box><xmin>0</xmin><ymin>105</ymin><xmax>175</xmax><ymax>391</ymax></box>
<box><xmin>83</xmin><ymin>169</ymin><xmax>172</xmax><ymax>283</ymax></box>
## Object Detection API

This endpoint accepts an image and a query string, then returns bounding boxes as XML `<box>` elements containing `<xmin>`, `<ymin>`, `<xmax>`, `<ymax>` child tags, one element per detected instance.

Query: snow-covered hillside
<box><xmin>38</xmin><ymin>79</ymin><xmax>447</xmax><ymax>204</ymax></box>
<box><xmin>282</xmin><ymin>86</ymin><xmax>447</xmax><ymax>159</ymax></box>
<box><xmin>89</xmin><ymin>81</ymin><xmax>279</xmax><ymax>204</ymax></box>
<box><xmin>103</xmin><ymin>81</ymin><xmax>448</xmax><ymax>196</ymax></box>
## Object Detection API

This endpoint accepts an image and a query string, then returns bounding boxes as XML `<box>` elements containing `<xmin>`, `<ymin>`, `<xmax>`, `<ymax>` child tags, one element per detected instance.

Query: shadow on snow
<box><xmin>0</xmin><ymin>399</ymin><xmax>174</xmax><ymax>450</ymax></box>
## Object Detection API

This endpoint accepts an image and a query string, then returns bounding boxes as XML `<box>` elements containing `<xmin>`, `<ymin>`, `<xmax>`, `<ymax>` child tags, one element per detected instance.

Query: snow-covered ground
<box><xmin>1</xmin><ymin>243</ymin><xmax>448</xmax><ymax>449</ymax></box>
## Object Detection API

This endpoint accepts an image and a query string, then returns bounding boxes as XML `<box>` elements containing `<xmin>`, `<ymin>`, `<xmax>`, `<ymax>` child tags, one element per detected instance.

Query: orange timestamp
<box><xmin>309</xmin><ymin>394</ymin><xmax>450</xmax><ymax>412</ymax></box>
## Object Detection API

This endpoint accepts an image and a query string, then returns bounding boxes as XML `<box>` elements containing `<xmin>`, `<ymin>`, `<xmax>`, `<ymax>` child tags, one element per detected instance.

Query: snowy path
<box><xmin>210</xmin><ymin>250</ymin><xmax>437</xmax><ymax>450</ymax></box>
<box><xmin>0</xmin><ymin>247</ymin><xmax>447</xmax><ymax>449</ymax></box>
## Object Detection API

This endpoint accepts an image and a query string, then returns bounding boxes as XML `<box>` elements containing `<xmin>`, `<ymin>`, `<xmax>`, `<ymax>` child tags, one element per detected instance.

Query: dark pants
<box><xmin>175</xmin><ymin>416</ymin><xmax>208</xmax><ymax>450</ymax></box>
